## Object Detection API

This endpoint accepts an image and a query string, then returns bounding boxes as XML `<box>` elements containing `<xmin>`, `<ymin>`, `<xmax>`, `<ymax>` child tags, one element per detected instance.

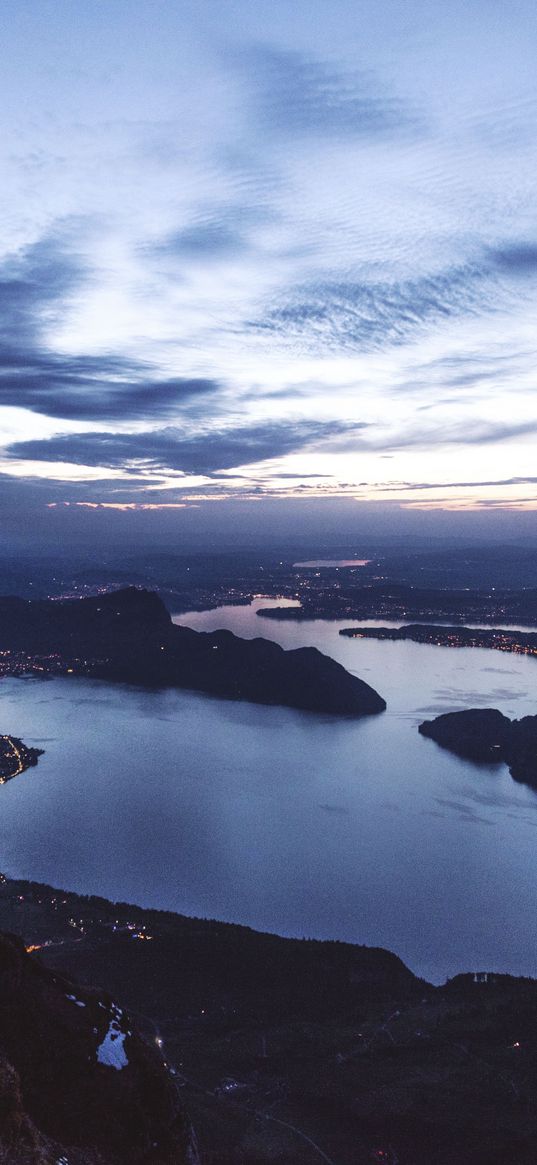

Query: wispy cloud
<box><xmin>246</xmin><ymin>263</ymin><xmax>499</xmax><ymax>354</ymax></box>
<box><xmin>374</xmin><ymin>476</ymin><xmax>537</xmax><ymax>493</ymax></box>
<box><xmin>244</xmin><ymin>46</ymin><xmax>424</xmax><ymax>141</ymax></box>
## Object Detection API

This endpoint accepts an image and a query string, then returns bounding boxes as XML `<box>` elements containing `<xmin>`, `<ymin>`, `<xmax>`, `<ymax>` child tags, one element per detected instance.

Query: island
<box><xmin>0</xmin><ymin>587</ymin><xmax>386</xmax><ymax>716</ymax></box>
<box><xmin>0</xmin><ymin>734</ymin><xmax>43</xmax><ymax>783</ymax></box>
<box><xmin>339</xmin><ymin>622</ymin><xmax>537</xmax><ymax>658</ymax></box>
<box><xmin>418</xmin><ymin>708</ymin><xmax>537</xmax><ymax>786</ymax></box>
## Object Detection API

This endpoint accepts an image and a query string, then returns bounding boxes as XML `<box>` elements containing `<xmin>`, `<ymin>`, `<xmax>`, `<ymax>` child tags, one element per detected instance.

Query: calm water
<box><xmin>0</xmin><ymin>596</ymin><xmax>536</xmax><ymax>983</ymax></box>
<box><xmin>293</xmin><ymin>559</ymin><xmax>371</xmax><ymax>568</ymax></box>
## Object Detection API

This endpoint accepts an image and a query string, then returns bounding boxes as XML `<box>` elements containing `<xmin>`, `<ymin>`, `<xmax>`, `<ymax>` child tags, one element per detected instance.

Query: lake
<box><xmin>0</xmin><ymin>596</ymin><xmax>536</xmax><ymax>984</ymax></box>
<box><xmin>292</xmin><ymin>559</ymin><xmax>371</xmax><ymax>568</ymax></box>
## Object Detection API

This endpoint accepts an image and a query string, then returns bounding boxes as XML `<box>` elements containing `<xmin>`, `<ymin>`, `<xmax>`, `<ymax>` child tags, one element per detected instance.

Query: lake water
<box><xmin>292</xmin><ymin>559</ymin><xmax>371</xmax><ymax>568</ymax></box>
<box><xmin>0</xmin><ymin>596</ymin><xmax>536</xmax><ymax>983</ymax></box>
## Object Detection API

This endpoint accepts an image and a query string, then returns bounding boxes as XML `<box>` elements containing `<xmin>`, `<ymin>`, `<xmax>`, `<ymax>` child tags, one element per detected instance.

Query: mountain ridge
<box><xmin>0</xmin><ymin>586</ymin><xmax>386</xmax><ymax>716</ymax></box>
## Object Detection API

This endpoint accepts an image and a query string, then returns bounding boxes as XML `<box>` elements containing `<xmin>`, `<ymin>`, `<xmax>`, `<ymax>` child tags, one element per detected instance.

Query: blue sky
<box><xmin>2</xmin><ymin>0</ymin><xmax>537</xmax><ymax>545</ymax></box>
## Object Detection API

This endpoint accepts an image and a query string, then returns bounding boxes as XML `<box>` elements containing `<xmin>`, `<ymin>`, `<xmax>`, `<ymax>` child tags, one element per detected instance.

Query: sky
<box><xmin>2</xmin><ymin>0</ymin><xmax>537</xmax><ymax>548</ymax></box>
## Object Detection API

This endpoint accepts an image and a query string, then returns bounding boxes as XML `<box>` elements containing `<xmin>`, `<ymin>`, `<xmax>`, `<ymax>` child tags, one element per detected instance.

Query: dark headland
<box><xmin>0</xmin><ymin>586</ymin><xmax>385</xmax><ymax>716</ymax></box>
<box><xmin>419</xmin><ymin>708</ymin><xmax>537</xmax><ymax>786</ymax></box>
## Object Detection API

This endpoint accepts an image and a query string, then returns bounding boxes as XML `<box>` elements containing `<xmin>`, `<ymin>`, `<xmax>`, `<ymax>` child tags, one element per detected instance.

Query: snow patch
<box><xmin>96</xmin><ymin>1004</ymin><xmax>129</xmax><ymax>1070</ymax></box>
<box><xmin>97</xmin><ymin>1018</ymin><xmax>129</xmax><ymax>1070</ymax></box>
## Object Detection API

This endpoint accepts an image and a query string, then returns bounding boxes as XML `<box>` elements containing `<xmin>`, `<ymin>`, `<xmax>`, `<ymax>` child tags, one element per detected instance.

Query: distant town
<box><xmin>340</xmin><ymin>623</ymin><xmax>537</xmax><ymax>658</ymax></box>
<box><xmin>0</xmin><ymin>734</ymin><xmax>43</xmax><ymax>782</ymax></box>
<box><xmin>0</xmin><ymin>649</ymin><xmax>109</xmax><ymax>681</ymax></box>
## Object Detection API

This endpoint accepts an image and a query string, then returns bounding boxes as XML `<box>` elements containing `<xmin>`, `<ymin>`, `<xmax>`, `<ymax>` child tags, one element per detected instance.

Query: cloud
<box><xmin>0</xmin><ymin>234</ymin><xmax>81</xmax><ymax>346</ymax></box>
<box><xmin>0</xmin><ymin>234</ymin><xmax>225</xmax><ymax>422</ymax></box>
<box><xmin>388</xmin><ymin>418</ymin><xmax>537</xmax><ymax>450</ymax></box>
<box><xmin>489</xmin><ymin>241</ymin><xmax>537</xmax><ymax>275</ymax></box>
<box><xmin>377</xmin><ymin>476</ymin><xmax>537</xmax><ymax>493</ymax></box>
<box><xmin>0</xmin><ymin>361</ymin><xmax>223</xmax><ymax>422</ymax></box>
<box><xmin>344</xmin><ymin>417</ymin><xmax>537</xmax><ymax>458</ymax></box>
<box><xmin>61</xmin><ymin>501</ymin><xmax>192</xmax><ymax>511</ymax></box>
<box><xmin>245</xmin><ymin>237</ymin><xmax>537</xmax><ymax>359</ymax></box>
<box><xmin>151</xmin><ymin>221</ymin><xmax>248</xmax><ymax>261</ymax></box>
<box><xmin>9</xmin><ymin>418</ymin><xmax>368</xmax><ymax>475</ymax></box>
<box><xmin>247</xmin><ymin>263</ymin><xmax>493</xmax><ymax>353</ymax></box>
<box><xmin>245</xmin><ymin>46</ymin><xmax>422</xmax><ymax>140</ymax></box>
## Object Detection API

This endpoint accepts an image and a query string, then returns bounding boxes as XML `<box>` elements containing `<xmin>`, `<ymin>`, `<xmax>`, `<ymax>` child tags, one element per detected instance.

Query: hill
<box><xmin>0</xmin><ymin>587</ymin><xmax>386</xmax><ymax>716</ymax></box>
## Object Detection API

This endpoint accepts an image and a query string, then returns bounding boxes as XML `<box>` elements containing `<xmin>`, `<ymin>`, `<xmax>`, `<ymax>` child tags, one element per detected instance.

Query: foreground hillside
<box><xmin>0</xmin><ymin>928</ymin><xmax>194</xmax><ymax>1165</ymax></box>
<box><xmin>1</xmin><ymin>877</ymin><xmax>537</xmax><ymax>1164</ymax></box>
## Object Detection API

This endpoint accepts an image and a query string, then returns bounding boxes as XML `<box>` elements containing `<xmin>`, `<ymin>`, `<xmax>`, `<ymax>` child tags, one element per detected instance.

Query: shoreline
<box><xmin>1</xmin><ymin>872</ymin><xmax>531</xmax><ymax>989</ymax></box>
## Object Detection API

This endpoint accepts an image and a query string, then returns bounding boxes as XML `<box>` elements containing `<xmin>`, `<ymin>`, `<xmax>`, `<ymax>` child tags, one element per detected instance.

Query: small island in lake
<box><xmin>339</xmin><ymin>622</ymin><xmax>537</xmax><ymax>660</ymax></box>
<box><xmin>340</xmin><ymin>622</ymin><xmax>537</xmax><ymax>657</ymax></box>
<box><xmin>0</xmin><ymin>735</ymin><xmax>43</xmax><ymax>783</ymax></box>
<box><xmin>418</xmin><ymin>708</ymin><xmax>537</xmax><ymax>786</ymax></box>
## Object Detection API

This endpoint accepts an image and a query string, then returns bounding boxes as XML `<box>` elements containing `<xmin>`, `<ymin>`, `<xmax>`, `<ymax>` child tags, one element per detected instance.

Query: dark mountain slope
<box><xmin>0</xmin><ymin>587</ymin><xmax>386</xmax><ymax>715</ymax></box>
<box><xmin>3</xmin><ymin>881</ymin><xmax>537</xmax><ymax>1164</ymax></box>
<box><xmin>0</xmin><ymin>930</ymin><xmax>193</xmax><ymax>1164</ymax></box>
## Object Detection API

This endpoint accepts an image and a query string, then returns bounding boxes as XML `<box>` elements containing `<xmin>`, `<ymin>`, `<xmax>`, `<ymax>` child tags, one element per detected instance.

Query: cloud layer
<box><xmin>1</xmin><ymin>1</ymin><xmax>537</xmax><ymax>534</ymax></box>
